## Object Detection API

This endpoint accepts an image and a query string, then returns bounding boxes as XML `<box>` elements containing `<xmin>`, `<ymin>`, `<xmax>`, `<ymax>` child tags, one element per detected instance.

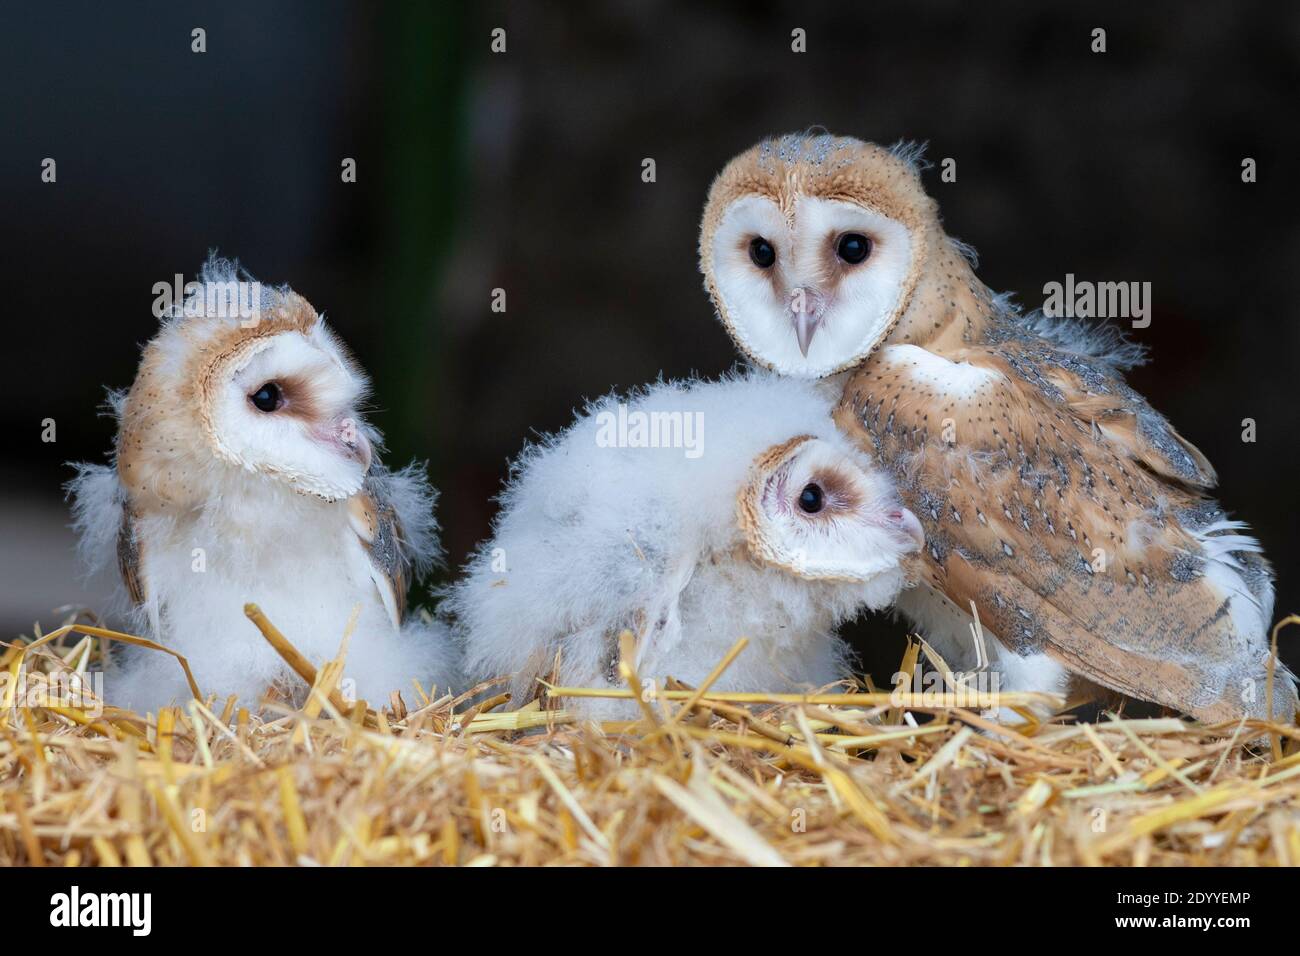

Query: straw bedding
<box><xmin>2</xmin><ymin>606</ymin><xmax>1297</xmax><ymax>867</ymax></box>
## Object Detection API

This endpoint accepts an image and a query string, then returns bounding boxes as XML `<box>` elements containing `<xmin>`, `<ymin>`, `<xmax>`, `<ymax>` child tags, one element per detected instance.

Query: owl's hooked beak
<box><xmin>881</xmin><ymin>506</ymin><xmax>925</xmax><ymax>552</ymax></box>
<box><xmin>789</xmin><ymin>287</ymin><xmax>827</xmax><ymax>357</ymax></box>
<box><xmin>319</xmin><ymin>415</ymin><xmax>372</xmax><ymax>470</ymax></box>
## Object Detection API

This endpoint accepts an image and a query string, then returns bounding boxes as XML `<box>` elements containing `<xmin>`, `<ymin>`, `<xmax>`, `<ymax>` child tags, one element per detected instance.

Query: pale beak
<box><xmin>323</xmin><ymin>415</ymin><xmax>372</xmax><ymax>470</ymax></box>
<box><xmin>794</xmin><ymin>310</ymin><xmax>821</xmax><ymax>357</ymax></box>
<box><xmin>888</xmin><ymin>507</ymin><xmax>926</xmax><ymax>552</ymax></box>
<box><xmin>789</xmin><ymin>286</ymin><xmax>826</xmax><ymax>357</ymax></box>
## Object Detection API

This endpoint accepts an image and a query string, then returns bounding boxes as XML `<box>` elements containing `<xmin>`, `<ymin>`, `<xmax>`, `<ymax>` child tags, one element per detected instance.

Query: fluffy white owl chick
<box><xmin>444</xmin><ymin>371</ymin><xmax>924</xmax><ymax>719</ymax></box>
<box><xmin>68</xmin><ymin>258</ymin><xmax>459</xmax><ymax>712</ymax></box>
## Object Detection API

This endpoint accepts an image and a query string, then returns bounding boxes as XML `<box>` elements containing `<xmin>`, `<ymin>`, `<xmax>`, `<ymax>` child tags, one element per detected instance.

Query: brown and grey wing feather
<box><xmin>116</xmin><ymin>507</ymin><xmax>147</xmax><ymax>606</ymax></box>
<box><xmin>836</xmin><ymin>339</ymin><xmax>1290</xmax><ymax>722</ymax></box>
<box><xmin>348</xmin><ymin>479</ymin><xmax>408</xmax><ymax>629</ymax></box>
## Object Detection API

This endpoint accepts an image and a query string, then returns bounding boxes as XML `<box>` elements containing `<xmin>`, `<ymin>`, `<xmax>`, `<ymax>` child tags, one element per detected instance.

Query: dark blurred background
<box><xmin>3</xmin><ymin>1</ymin><xmax>1297</xmax><ymax>678</ymax></box>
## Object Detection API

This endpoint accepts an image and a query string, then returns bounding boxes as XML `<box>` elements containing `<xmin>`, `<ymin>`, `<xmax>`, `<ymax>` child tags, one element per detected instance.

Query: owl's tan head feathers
<box><xmin>117</xmin><ymin>259</ymin><xmax>375</xmax><ymax>507</ymax></box>
<box><xmin>700</xmin><ymin>132</ymin><xmax>984</xmax><ymax>377</ymax></box>
<box><xmin>702</xmin><ymin>134</ymin><xmax>934</xmax><ymax>229</ymax></box>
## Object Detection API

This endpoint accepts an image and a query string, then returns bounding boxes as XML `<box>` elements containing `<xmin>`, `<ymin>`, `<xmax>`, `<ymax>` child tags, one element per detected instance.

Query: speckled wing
<box><xmin>835</xmin><ymin>336</ymin><xmax>1294</xmax><ymax>723</ymax></box>
<box><xmin>347</xmin><ymin>475</ymin><xmax>410</xmax><ymax>628</ymax></box>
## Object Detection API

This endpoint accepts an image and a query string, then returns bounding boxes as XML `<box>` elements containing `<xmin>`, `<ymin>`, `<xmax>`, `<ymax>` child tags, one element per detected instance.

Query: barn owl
<box><xmin>444</xmin><ymin>372</ymin><xmax>924</xmax><ymax>720</ymax></box>
<box><xmin>700</xmin><ymin>132</ymin><xmax>1296</xmax><ymax>724</ymax></box>
<box><xmin>68</xmin><ymin>258</ymin><xmax>459</xmax><ymax>712</ymax></box>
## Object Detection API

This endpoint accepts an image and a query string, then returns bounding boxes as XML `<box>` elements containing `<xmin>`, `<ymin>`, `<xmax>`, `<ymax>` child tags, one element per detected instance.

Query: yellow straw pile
<box><xmin>1</xmin><ymin>606</ymin><xmax>1297</xmax><ymax>866</ymax></box>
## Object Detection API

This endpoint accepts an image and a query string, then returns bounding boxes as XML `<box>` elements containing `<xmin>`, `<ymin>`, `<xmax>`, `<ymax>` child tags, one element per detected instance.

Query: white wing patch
<box><xmin>882</xmin><ymin>344</ymin><xmax>1004</xmax><ymax>399</ymax></box>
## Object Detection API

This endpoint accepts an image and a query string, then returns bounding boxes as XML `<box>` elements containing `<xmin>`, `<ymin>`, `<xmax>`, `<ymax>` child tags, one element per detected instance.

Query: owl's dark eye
<box><xmin>249</xmin><ymin>382</ymin><xmax>283</xmax><ymax>413</ymax></box>
<box><xmin>837</xmin><ymin>233</ymin><xmax>871</xmax><ymax>264</ymax></box>
<box><xmin>798</xmin><ymin>483</ymin><xmax>824</xmax><ymax>514</ymax></box>
<box><xmin>749</xmin><ymin>237</ymin><xmax>776</xmax><ymax>269</ymax></box>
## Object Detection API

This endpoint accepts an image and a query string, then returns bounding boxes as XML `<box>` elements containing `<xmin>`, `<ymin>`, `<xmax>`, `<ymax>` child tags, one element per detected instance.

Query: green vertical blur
<box><xmin>380</xmin><ymin>1</ymin><xmax>468</xmax><ymax>480</ymax></box>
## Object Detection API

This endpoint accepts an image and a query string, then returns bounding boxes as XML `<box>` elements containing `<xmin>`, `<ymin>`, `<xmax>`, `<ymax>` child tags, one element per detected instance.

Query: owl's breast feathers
<box><xmin>834</xmin><ymin>316</ymin><xmax>1295</xmax><ymax>723</ymax></box>
<box><xmin>112</xmin><ymin>473</ymin><xmax>414</xmax><ymax>629</ymax></box>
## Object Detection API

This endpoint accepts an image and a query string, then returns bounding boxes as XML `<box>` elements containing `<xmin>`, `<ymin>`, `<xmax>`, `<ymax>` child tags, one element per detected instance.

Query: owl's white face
<box><xmin>710</xmin><ymin>194</ymin><xmax>915</xmax><ymax>378</ymax></box>
<box><xmin>205</xmin><ymin>328</ymin><xmax>372</xmax><ymax>500</ymax></box>
<box><xmin>740</xmin><ymin>437</ymin><xmax>923</xmax><ymax>590</ymax></box>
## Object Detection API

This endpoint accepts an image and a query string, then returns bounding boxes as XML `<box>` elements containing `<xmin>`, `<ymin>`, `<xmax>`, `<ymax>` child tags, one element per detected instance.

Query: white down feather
<box><xmin>67</xmin><ymin>460</ymin><xmax>460</xmax><ymax>713</ymax></box>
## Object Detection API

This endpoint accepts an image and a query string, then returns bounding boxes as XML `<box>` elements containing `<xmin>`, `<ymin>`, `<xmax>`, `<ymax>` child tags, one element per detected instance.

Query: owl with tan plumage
<box><xmin>700</xmin><ymin>132</ymin><xmax>1296</xmax><ymax>723</ymax></box>
<box><xmin>68</xmin><ymin>258</ymin><xmax>459</xmax><ymax>712</ymax></box>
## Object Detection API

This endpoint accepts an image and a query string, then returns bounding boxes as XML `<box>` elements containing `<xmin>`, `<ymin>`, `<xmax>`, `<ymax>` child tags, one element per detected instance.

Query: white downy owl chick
<box><xmin>444</xmin><ymin>371</ymin><xmax>924</xmax><ymax>719</ymax></box>
<box><xmin>68</xmin><ymin>258</ymin><xmax>459</xmax><ymax>712</ymax></box>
